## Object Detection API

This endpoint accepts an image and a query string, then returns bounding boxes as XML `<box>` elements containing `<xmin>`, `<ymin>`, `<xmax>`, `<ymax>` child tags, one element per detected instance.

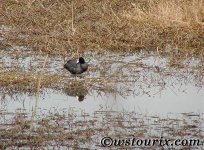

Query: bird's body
<box><xmin>64</xmin><ymin>57</ymin><xmax>88</xmax><ymax>74</ymax></box>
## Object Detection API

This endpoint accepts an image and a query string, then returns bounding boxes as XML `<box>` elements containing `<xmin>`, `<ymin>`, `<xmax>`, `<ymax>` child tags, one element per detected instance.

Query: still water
<box><xmin>1</xmin><ymin>51</ymin><xmax>203</xmax><ymax>116</ymax></box>
<box><xmin>0</xmin><ymin>50</ymin><xmax>204</xmax><ymax>149</ymax></box>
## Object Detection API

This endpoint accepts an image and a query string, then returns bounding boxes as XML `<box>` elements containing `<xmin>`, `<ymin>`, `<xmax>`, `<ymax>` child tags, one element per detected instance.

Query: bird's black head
<box><xmin>79</xmin><ymin>57</ymin><xmax>85</xmax><ymax>64</ymax></box>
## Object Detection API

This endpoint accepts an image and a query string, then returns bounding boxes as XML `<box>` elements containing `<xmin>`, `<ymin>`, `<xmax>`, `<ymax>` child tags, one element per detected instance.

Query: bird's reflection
<box><xmin>63</xmin><ymin>81</ymin><xmax>88</xmax><ymax>102</ymax></box>
<box><xmin>77</xmin><ymin>95</ymin><xmax>85</xmax><ymax>102</ymax></box>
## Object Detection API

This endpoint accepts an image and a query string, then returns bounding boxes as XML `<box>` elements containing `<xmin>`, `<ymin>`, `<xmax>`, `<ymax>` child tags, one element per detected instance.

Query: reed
<box><xmin>30</xmin><ymin>54</ymin><xmax>48</xmax><ymax>129</ymax></box>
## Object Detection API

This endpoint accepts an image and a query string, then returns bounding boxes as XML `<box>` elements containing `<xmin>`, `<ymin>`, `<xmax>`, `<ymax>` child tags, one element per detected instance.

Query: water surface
<box><xmin>0</xmin><ymin>49</ymin><xmax>203</xmax><ymax>149</ymax></box>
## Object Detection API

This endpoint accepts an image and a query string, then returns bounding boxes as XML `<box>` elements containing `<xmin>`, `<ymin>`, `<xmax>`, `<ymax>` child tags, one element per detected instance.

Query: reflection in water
<box><xmin>0</xmin><ymin>107</ymin><xmax>203</xmax><ymax>149</ymax></box>
<box><xmin>62</xmin><ymin>81</ymin><xmax>88</xmax><ymax>102</ymax></box>
<box><xmin>0</xmin><ymin>83</ymin><xmax>203</xmax><ymax>116</ymax></box>
<box><xmin>0</xmin><ymin>51</ymin><xmax>203</xmax><ymax>115</ymax></box>
<box><xmin>0</xmin><ymin>50</ymin><xmax>204</xmax><ymax>149</ymax></box>
<box><xmin>77</xmin><ymin>95</ymin><xmax>85</xmax><ymax>102</ymax></box>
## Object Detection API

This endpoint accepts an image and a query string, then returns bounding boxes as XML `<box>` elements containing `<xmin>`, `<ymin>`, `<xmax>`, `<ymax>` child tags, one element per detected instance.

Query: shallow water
<box><xmin>1</xmin><ymin>84</ymin><xmax>203</xmax><ymax>116</ymax></box>
<box><xmin>0</xmin><ymin>48</ymin><xmax>204</xmax><ymax>149</ymax></box>
<box><xmin>1</xmin><ymin>50</ymin><xmax>203</xmax><ymax>115</ymax></box>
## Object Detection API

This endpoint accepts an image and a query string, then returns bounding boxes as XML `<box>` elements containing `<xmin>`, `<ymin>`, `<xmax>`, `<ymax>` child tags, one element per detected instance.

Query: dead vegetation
<box><xmin>0</xmin><ymin>110</ymin><xmax>203</xmax><ymax>149</ymax></box>
<box><xmin>0</xmin><ymin>0</ymin><xmax>203</xmax><ymax>56</ymax></box>
<box><xmin>0</xmin><ymin>69</ymin><xmax>59</xmax><ymax>95</ymax></box>
<box><xmin>0</xmin><ymin>1</ymin><xmax>203</xmax><ymax>148</ymax></box>
<box><xmin>0</xmin><ymin>51</ymin><xmax>203</xmax><ymax>97</ymax></box>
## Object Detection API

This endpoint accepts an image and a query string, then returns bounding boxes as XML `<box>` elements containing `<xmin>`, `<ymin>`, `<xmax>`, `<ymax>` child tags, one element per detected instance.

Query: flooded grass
<box><xmin>0</xmin><ymin>109</ymin><xmax>203</xmax><ymax>149</ymax></box>
<box><xmin>0</xmin><ymin>48</ymin><xmax>203</xmax><ymax>148</ymax></box>
<box><xmin>0</xmin><ymin>0</ymin><xmax>204</xmax><ymax>56</ymax></box>
<box><xmin>0</xmin><ymin>69</ymin><xmax>59</xmax><ymax>95</ymax></box>
<box><xmin>0</xmin><ymin>48</ymin><xmax>203</xmax><ymax>96</ymax></box>
<box><xmin>0</xmin><ymin>1</ymin><xmax>204</xmax><ymax>148</ymax></box>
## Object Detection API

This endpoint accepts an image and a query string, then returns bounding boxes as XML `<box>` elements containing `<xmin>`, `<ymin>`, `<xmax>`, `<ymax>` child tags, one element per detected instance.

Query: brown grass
<box><xmin>0</xmin><ymin>0</ymin><xmax>203</xmax><ymax>56</ymax></box>
<box><xmin>0</xmin><ymin>69</ymin><xmax>59</xmax><ymax>95</ymax></box>
<box><xmin>0</xmin><ymin>110</ymin><xmax>203</xmax><ymax>149</ymax></box>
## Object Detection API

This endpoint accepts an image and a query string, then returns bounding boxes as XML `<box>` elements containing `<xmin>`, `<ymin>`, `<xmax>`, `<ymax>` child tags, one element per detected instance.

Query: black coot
<box><xmin>64</xmin><ymin>57</ymin><xmax>88</xmax><ymax>74</ymax></box>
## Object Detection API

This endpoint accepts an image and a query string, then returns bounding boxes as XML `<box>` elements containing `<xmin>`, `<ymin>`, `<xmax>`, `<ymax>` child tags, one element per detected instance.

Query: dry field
<box><xmin>0</xmin><ymin>0</ymin><xmax>203</xmax><ymax>56</ymax></box>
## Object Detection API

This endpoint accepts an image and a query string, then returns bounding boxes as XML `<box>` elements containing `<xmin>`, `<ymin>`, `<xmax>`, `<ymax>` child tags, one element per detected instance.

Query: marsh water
<box><xmin>1</xmin><ymin>50</ymin><xmax>203</xmax><ymax>114</ymax></box>
<box><xmin>0</xmin><ymin>47</ymin><xmax>204</xmax><ymax>149</ymax></box>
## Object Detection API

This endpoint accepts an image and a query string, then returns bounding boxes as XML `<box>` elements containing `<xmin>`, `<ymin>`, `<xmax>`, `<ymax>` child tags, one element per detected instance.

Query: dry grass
<box><xmin>0</xmin><ymin>0</ymin><xmax>203</xmax><ymax>56</ymax></box>
<box><xmin>0</xmin><ymin>68</ymin><xmax>126</xmax><ymax>96</ymax></box>
<box><xmin>0</xmin><ymin>69</ymin><xmax>59</xmax><ymax>95</ymax></box>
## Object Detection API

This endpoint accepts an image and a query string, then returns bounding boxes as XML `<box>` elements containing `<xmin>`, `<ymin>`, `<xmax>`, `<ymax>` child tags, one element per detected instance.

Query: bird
<box><xmin>64</xmin><ymin>57</ymin><xmax>88</xmax><ymax>74</ymax></box>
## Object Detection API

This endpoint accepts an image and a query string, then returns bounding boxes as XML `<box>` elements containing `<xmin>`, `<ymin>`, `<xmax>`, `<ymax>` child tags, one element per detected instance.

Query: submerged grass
<box><xmin>0</xmin><ymin>49</ymin><xmax>203</xmax><ymax>97</ymax></box>
<box><xmin>0</xmin><ymin>110</ymin><xmax>203</xmax><ymax>149</ymax></box>
<box><xmin>0</xmin><ymin>69</ymin><xmax>125</xmax><ymax>97</ymax></box>
<box><xmin>0</xmin><ymin>0</ymin><xmax>203</xmax><ymax>56</ymax></box>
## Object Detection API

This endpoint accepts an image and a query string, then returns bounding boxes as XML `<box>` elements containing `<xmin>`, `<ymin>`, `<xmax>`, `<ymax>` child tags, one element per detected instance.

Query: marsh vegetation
<box><xmin>1</xmin><ymin>0</ymin><xmax>203</xmax><ymax>56</ymax></box>
<box><xmin>0</xmin><ymin>0</ymin><xmax>204</xmax><ymax>149</ymax></box>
